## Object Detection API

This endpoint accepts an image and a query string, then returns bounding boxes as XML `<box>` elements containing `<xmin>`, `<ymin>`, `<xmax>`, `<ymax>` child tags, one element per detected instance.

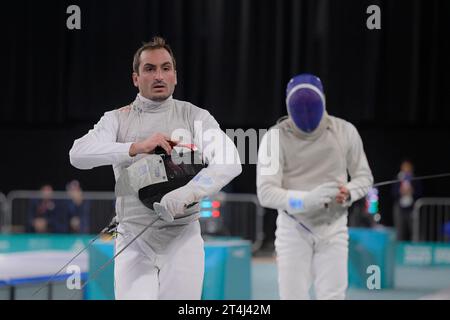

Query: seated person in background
<box><xmin>27</xmin><ymin>184</ymin><xmax>66</xmax><ymax>233</ymax></box>
<box><xmin>391</xmin><ymin>159</ymin><xmax>423</xmax><ymax>241</ymax></box>
<box><xmin>65</xmin><ymin>180</ymin><xmax>90</xmax><ymax>233</ymax></box>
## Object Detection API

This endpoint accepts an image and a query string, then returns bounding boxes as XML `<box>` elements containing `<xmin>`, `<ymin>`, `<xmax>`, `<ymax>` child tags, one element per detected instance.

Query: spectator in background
<box><xmin>65</xmin><ymin>180</ymin><xmax>90</xmax><ymax>233</ymax></box>
<box><xmin>391</xmin><ymin>159</ymin><xmax>423</xmax><ymax>241</ymax></box>
<box><xmin>27</xmin><ymin>184</ymin><xmax>67</xmax><ymax>233</ymax></box>
<box><xmin>348</xmin><ymin>198</ymin><xmax>377</xmax><ymax>228</ymax></box>
<box><xmin>444</xmin><ymin>221</ymin><xmax>450</xmax><ymax>242</ymax></box>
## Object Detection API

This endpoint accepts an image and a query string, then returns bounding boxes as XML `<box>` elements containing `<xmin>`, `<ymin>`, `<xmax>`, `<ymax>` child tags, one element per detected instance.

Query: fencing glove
<box><xmin>153</xmin><ymin>184</ymin><xmax>199</xmax><ymax>218</ymax></box>
<box><xmin>286</xmin><ymin>181</ymin><xmax>340</xmax><ymax>214</ymax></box>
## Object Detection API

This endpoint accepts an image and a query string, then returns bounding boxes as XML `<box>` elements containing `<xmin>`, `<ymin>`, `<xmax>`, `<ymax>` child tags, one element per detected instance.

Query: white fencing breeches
<box><xmin>114</xmin><ymin>221</ymin><xmax>204</xmax><ymax>300</ymax></box>
<box><xmin>275</xmin><ymin>213</ymin><xmax>349</xmax><ymax>300</ymax></box>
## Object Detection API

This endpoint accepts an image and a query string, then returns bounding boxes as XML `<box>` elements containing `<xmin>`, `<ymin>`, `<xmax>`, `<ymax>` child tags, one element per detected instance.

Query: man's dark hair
<box><xmin>132</xmin><ymin>36</ymin><xmax>176</xmax><ymax>74</ymax></box>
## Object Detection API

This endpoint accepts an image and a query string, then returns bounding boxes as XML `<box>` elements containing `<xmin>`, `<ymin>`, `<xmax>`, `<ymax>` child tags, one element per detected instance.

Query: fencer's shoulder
<box><xmin>172</xmin><ymin>99</ymin><xmax>197</xmax><ymax>110</ymax></box>
<box><xmin>173</xmin><ymin>99</ymin><xmax>214</xmax><ymax>120</ymax></box>
<box><xmin>270</xmin><ymin>116</ymin><xmax>290</xmax><ymax>131</ymax></box>
<box><xmin>116</xmin><ymin>104</ymin><xmax>132</xmax><ymax>113</ymax></box>
<box><xmin>102</xmin><ymin>109</ymin><xmax>122</xmax><ymax>120</ymax></box>
<box><xmin>107</xmin><ymin>104</ymin><xmax>132</xmax><ymax>115</ymax></box>
<box><xmin>106</xmin><ymin>104</ymin><xmax>133</xmax><ymax>120</ymax></box>
<box><xmin>260</xmin><ymin>117</ymin><xmax>290</xmax><ymax>144</ymax></box>
<box><xmin>92</xmin><ymin>104</ymin><xmax>132</xmax><ymax>126</ymax></box>
<box><xmin>172</xmin><ymin>99</ymin><xmax>198</xmax><ymax>112</ymax></box>
<box><xmin>328</xmin><ymin>115</ymin><xmax>358</xmax><ymax>133</ymax></box>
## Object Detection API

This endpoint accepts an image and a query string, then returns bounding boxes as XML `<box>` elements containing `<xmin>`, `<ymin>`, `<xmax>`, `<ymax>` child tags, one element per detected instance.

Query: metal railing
<box><xmin>412</xmin><ymin>198</ymin><xmax>450</xmax><ymax>242</ymax></box>
<box><xmin>2</xmin><ymin>190</ymin><xmax>266</xmax><ymax>251</ymax></box>
<box><xmin>209</xmin><ymin>192</ymin><xmax>265</xmax><ymax>252</ymax></box>
<box><xmin>0</xmin><ymin>192</ymin><xmax>6</xmax><ymax>231</ymax></box>
<box><xmin>4</xmin><ymin>190</ymin><xmax>116</xmax><ymax>234</ymax></box>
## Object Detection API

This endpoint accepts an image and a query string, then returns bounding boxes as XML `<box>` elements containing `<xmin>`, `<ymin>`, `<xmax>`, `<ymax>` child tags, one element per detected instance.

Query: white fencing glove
<box><xmin>153</xmin><ymin>170</ymin><xmax>231</xmax><ymax>219</ymax></box>
<box><xmin>152</xmin><ymin>203</ymin><xmax>174</xmax><ymax>222</ymax></box>
<box><xmin>153</xmin><ymin>184</ymin><xmax>198</xmax><ymax>218</ymax></box>
<box><xmin>286</xmin><ymin>182</ymin><xmax>340</xmax><ymax>214</ymax></box>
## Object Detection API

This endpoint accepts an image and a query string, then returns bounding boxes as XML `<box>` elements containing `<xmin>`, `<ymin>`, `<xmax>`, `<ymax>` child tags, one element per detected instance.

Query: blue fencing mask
<box><xmin>286</xmin><ymin>74</ymin><xmax>326</xmax><ymax>133</ymax></box>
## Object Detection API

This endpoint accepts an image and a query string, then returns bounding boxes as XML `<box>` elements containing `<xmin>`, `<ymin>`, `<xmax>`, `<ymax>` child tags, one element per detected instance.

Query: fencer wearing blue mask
<box><xmin>257</xmin><ymin>73</ymin><xmax>373</xmax><ymax>299</ymax></box>
<box><xmin>286</xmin><ymin>73</ymin><xmax>326</xmax><ymax>133</ymax></box>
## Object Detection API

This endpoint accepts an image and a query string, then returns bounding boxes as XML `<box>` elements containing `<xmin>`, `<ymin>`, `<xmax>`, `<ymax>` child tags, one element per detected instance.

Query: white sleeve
<box><xmin>187</xmin><ymin>110</ymin><xmax>242</xmax><ymax>200</ymax></box>
<box><xmin>344</xmin><ymin>123</ymin><xmax>374</xmax><ymax>203</ymax></box>
<box><xmin>69</xmin><ymin>111</ymin><xmax>133</xmax><ymax>170</ymax></box>
<box><xmin>256</xmin><ymin>129</ymin><xmax>290</xmax><ymax>210</ymax></box>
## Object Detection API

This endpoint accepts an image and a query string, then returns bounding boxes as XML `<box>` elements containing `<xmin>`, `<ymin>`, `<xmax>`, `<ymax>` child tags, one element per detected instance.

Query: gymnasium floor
<box><xmin>252</xmin><ymin>256</ymin><xmax>450</xmax><ymax>300</ymax></box>
<box><xmin>2</xmin><ymin>248</ymin><xmax>450</xmax><ymax>300</ymax></box>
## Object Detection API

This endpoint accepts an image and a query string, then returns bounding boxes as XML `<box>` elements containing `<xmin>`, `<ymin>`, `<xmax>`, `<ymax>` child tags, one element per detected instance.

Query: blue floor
<box><xmin>252</xmin><ymin>259</ymin><xmax>280</xmax><ymax>300</ymax></box>
<box><xmin>251</xmin><ymin>258</ymin><xmax>450</xmax><ymax>300</ymax></box>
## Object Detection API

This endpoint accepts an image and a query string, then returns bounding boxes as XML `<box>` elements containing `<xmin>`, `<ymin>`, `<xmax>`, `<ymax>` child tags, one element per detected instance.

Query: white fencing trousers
<box><xmin>114</xmin><ymin>221</ymin><xmax>204</xmax><ymax>300</ymax></box>
<box><xmin>275</xmin><ymin>213</ymin><xmax>348</xmax><ymax>300</ymax></box>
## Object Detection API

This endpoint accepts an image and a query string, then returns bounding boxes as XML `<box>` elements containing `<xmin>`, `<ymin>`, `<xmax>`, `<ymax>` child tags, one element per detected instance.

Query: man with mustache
<box><xmin>69</xmin><ymin>36</ymin><xmax>242</xmax><ymax>299</ymax></box>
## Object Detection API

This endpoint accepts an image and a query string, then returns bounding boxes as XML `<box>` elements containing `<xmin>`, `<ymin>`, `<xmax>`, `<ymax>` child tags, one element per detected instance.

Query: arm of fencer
<box><xmin>257</xmin><ymin>130</ymin><xmax>338</xmax><ymax>214</ymax></box>
<box><xmin>186</xmin><ymin>111</ymin><xmax>242</xmax><ymax>201</ymax></box>
<box><xmin>69</xmin><ymin>111</ymin><xmax>133</xmax><ymax>170</ymax></box>
<box><xmin>344</xmin><ymin>123</ymin><xmax>374</xmax><ymax>203</ymax></box>
<box><xmin>256</xmin><ymin>129</ymin><xmax>310</xmax><ymax>214</ymax></box>
<box><xmin>256</xmin><ymin>130</ymin><xmax>289</xmax><ymax>210</ymax></box>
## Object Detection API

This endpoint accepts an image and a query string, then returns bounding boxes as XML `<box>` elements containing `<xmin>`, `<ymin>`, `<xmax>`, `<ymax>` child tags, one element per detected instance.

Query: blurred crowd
<box><xmin>27</xmin><ymin>180</ymin><xmax>90</xmax><ymax>234</ymax></box>
<box><xmin>348</xmin><ymin>159</ymin><xmax>423</xmax><ymax>241</ymax></box>
<box><xmin>3</xmin><ymin>159</ymin><xmax>446</xmax><ymax>242</ymax></box>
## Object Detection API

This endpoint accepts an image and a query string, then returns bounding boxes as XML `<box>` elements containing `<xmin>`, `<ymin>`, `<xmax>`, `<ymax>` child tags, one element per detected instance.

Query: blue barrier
<box><xmin>87</xmin><ymin>237</ymin><xmax>252</xmax><ymax>300</ymax></box>
<box><xmin>348</xmin><ymin>227</ymin><xmax>396</xmax><ymax>289</ymax></box>
<box><xmin>202</xmin><ymin>238</ymin><xmax>252</xmax><ymax>300</ymax></box>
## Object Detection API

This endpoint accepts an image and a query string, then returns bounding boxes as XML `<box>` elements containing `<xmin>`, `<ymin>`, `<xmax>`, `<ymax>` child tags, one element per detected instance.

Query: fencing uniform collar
<box><xmin>134</xmin><ymin>94</ymin><xmax>173</xmax><ymax>113</ymax></box>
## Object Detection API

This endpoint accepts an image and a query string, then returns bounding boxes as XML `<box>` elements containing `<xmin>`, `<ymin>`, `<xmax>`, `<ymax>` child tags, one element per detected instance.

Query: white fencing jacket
<box><xmin>69</xmin><ymin>94</ymin><xmax>242</xmax><ymax>254</ymax></box>
<box><xmin>257</xmin><ymin>114</ymin><xmax>373</xmax><ymax>235</ymax></box>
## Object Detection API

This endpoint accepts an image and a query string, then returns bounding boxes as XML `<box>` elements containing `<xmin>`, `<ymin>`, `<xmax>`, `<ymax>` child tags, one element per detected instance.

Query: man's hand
<box><xmin>33</xmin><ymin>218</ymin><xmax>48</xmax><ymax>233</ymax></box>
<box><xmin>70</xmin><ymin>216</ymin><xmax>81</xmax><ymax>233</ymax></box>
<box><xmin>336</xmin><ymin>185</ymin><xmax>350</xmax><ymax>204</ymax></box>
<box><xmin>287</xmin><ymin>182</ymin><xmax>340</xmax><ymax>214</ymax></box>
<box><xmin>157</xmin><ymin>185</ymin><xmax>196</xmax><ymax>218</ymax></box>
<box><xmin>129</xmin><ymin>133</ymin><xmax>178</xmax><ymax>156</ymax></box>
<box><xmin>400</xmin><ymin>182</ymin><xmax>413</xmax><ymax>196</ymax></box>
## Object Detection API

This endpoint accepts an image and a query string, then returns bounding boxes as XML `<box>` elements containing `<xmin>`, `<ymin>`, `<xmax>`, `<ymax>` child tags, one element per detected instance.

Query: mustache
<box><xmin>152</xmin><ymin>81</ymin><xmax>167</xmax><ymax>88</ymax></box>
